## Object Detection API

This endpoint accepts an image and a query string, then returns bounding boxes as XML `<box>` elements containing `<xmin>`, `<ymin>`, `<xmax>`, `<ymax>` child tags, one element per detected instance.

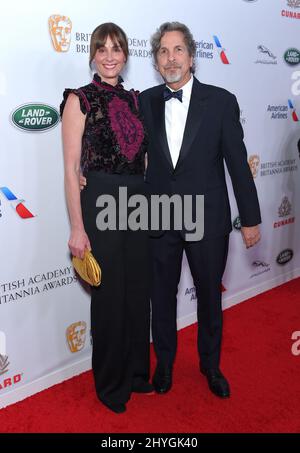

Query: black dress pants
<box><xmin>81</xmin><ymin>171</ymin><xmax>150</xmax><ymax>405</ymax></box>
<box><xmin>150</xmin><ymin>231</ymin><xmax>229</xmax><ymax>370</ymax></box>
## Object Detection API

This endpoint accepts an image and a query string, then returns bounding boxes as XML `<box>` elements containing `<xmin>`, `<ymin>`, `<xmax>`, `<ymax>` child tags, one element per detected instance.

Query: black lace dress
<box><xmin>61</xmin><ymin>75</ymin><xmax>150</xmax><ymax>409</ymax></box>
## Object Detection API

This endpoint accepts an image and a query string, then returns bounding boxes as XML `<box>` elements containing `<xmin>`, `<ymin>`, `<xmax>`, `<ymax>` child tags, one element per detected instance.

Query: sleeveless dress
<box><xmin>61</xmin><ymin>74</ymin><xmax>150</xmax><ymax>407</ymax></box>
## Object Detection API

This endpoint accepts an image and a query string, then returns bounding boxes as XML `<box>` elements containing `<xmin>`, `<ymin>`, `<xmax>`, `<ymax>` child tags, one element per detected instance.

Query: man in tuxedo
<box><xmin>139</xmin><ymin>22</ymin><xmax>261</xmax><ymax>398</ymax></box>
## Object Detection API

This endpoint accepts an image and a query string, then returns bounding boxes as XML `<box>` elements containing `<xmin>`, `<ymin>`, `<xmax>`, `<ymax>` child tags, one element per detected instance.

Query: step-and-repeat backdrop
<box><xmin>1</xmin><ymin>0</ymin><xmax>299</xmax><ymax>407</ymax></box>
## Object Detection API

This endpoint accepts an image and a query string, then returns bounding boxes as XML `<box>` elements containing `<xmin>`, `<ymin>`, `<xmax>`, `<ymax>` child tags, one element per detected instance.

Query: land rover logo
<box><xmin>233</xmin><ymin>216</ymin><xmax>242</xmax><ymax>231</ymax></box>
<box><xmin>284</xmin><ymin>48</ymin><xmax>300</xmax><ymax>65</ymax></box>
<box><xmin>276</xmin><ymin>249</ymin><xmax>293</xmax><ymax>265</ymax></box>
<box><xmin>11</xmin><ymin>104</ymin><xmax>59</xmax><ymax>131</ymax></box>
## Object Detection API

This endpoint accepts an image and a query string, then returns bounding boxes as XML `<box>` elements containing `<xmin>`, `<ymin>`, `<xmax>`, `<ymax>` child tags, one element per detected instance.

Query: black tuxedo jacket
<box><xmin>139</xmin><ymin>77</ymin><xmax>261</xmax><ymax>240</ymax></box>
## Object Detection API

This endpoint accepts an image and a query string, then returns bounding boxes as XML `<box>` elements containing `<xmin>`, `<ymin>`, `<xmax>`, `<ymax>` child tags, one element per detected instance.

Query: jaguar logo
<box><xmin>252</xmin><ymin>260</ymin><xmax>269</xmax><ymax>268</ymax></box>
<box><xmin>257</xmin><ymin>45</ymin><xmax>276</xmax><ymax>59</ymax></box>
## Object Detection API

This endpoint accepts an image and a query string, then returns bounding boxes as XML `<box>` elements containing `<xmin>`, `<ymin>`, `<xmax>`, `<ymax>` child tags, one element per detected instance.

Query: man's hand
<box><xmin>79</xmin><ymin>174</ymin><xmax>87</xmax><ymax>191</ymax></box>
<box><xmin>241</xmin><ymin>225</ymin><xmax>261</xmax><ymax>249</ymax></box>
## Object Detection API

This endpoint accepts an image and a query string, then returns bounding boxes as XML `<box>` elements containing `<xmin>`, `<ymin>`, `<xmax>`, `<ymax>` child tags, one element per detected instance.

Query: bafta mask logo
<box><xmin>49</xmin><ymin>15</ymin><xmax>72</xmax><ymax>52</ymax></box>
<box><xmin>66</xmin><ymin>321</ymin><xmax>87</xmax><ymax>353</ymax></box>
<box><xmin>248</xmin><ymin>154</ymin><xmax>260</xmax><ymax>178</ymax></box>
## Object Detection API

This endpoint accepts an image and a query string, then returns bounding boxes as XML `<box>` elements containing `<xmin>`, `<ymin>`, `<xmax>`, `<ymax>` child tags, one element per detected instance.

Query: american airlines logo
<box><xmin>0</xmin><ymin>187</ymin><xmax>35</xmax><ymax>219</ymax></box>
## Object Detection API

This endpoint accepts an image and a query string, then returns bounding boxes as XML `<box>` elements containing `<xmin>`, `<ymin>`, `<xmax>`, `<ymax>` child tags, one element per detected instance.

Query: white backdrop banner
<box><xmin>0</xmin><ymin>0</ymin><xmax>299</xmax><ymax>408</ymax></box>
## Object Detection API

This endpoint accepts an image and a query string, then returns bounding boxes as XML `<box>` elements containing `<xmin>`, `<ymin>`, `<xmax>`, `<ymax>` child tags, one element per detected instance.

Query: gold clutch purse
<box><xmin>72</xmin><ymin>250</ymin><xmax>101</xmax><ymax>287</ymax></box>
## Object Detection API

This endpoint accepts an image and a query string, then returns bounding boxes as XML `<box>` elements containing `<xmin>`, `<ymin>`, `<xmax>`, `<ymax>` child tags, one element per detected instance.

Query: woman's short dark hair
<box><xmin>89</xmin><ymin>22</ymin><xmax>129</xmax><ymax>68</ymax></box>
<box><xmin>151</xmin><ymin>22</ymin><xmax>196</xmax><ymax>73</ymax></box>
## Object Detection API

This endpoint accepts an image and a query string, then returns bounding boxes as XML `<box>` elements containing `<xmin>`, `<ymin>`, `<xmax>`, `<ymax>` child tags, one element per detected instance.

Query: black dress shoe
<box><xmin>100</xmin><ymin>398</ymin><xmax>126</xmax><ymax>414</ymax></box>
<box><xmin>200</xmin><ymin>367</ymin><xmax>230</xmax><ymax>398</ymax></box>
<box><xmin>152</xmin><ymin>365</ymin><xmax>172</xmax><ymax>394</ymax></box>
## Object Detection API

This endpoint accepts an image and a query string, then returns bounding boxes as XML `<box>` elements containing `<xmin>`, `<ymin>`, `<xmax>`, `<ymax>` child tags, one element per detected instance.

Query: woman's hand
<box><xmin>68</xmin><ymin>228</ymin><xmax>91</xmax><ymax>259</ymax></box>
<box><xmin>79</xmin><ymin>174</ymin><xmax>87</xmax><ymax>191</ymax></box>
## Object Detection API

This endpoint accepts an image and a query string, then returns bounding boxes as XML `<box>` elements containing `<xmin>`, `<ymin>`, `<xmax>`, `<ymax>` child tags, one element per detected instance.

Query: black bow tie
<box><xmin>163</xmin><ymin>87</ymin><xmax>183</xmax><ymax>102</ymax></box>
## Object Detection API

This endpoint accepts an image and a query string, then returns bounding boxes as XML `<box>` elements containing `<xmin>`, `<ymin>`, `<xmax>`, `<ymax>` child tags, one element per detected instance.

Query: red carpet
<box><xmin>0</xmin><ymin>278</ymin><xmax>299</xmax><ymax>433</ymax></box>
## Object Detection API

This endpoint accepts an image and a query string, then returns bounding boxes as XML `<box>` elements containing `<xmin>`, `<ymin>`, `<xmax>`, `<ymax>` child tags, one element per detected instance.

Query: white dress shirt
<box><xmin>165</xmin><ymin>75</ymin><xmax>193</xmax><ymax>168</ymax></box>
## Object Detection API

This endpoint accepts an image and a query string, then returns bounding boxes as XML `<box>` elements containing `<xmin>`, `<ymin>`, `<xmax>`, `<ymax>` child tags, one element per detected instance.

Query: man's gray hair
<box><xmin>151</xmin><ymin>22</ymin><xmax>196</xmax><ymax>74</ymax></box>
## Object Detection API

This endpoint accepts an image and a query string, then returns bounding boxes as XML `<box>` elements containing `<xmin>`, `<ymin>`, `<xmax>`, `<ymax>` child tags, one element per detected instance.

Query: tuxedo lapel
<box><xmin>150</xmin><ymin>90</ymin><xmax>173</xmax><ymax>169</ymax></box>
<box><xmin>175</xmin><ymin>78</ymin><xmax>209</xmax><ymax>169</ymax></box>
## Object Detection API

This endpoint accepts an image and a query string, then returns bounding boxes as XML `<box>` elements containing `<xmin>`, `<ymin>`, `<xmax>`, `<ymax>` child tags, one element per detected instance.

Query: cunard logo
<box><xmin>287</xmin><ymin>0</ymin><xmax>300</xmax><ymax>7</ymax></box>
<box><xmin>0</xmin><ymin>354</ymin><xmax>9</xmax><ymax>376</ymax></box>
<box><xmin>282</xmin><ymin>0</ymin><xmax>300</xmax><ymax>18</ymax></box>
<box><xmin>0</xmin><ymin>332</ymin><xmax>9</xmax><ymax>375</ymax></box>
<box><xmin>274</xmin><ymin>196</ymin><xmax>295</xmax><ymax>228</ymax></box>
<box><xmin>278</xmin><ymin>196</ymin><xmax>292</xmax><ymax>217</ymax></box>
<box><xmin>0</xmin><ymin>335</ymin><xmax>23</xmax><ymax>390</ymax></box>
<box><xmin>0</xmin><ymin>371</ymin><xmax>22</xmax><ymax>390</ymax></box>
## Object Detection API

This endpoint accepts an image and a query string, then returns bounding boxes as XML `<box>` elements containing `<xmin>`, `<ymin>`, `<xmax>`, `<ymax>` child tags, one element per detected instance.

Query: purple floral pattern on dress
<box><xmin>108</xmin><ymin>96</ymin><xmax>144</xmax><ymax>161</ymax></box>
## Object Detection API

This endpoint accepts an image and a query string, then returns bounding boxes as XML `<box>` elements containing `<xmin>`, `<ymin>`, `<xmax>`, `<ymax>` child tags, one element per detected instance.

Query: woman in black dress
<box><xmin>61</xmin><ymin>23</ymin><xmax>152</xmax><ymax>414</ymax></box>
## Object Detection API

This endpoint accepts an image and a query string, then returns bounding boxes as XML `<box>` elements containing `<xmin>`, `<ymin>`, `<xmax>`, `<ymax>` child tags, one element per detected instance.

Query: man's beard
<box><xmin>164</xmin><ymin>67</ymin><xmax>182</xmax><ymax>83</ymax></box>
